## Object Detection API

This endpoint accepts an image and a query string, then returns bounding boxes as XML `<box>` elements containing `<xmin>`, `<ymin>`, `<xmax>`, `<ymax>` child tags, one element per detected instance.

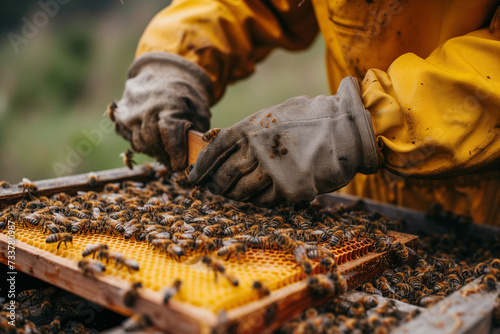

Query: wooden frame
<box><xmin>0</xmin><ymin>230</ymin><xmax>417</xmax><ymax>334</ymax></box>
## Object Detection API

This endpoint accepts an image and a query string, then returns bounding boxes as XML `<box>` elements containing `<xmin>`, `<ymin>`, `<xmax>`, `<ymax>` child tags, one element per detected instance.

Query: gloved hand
<box><xmin>188</xmin><ymin>77</ymin><xmax>381</xmax><ymax>206</ymax></box>
<box><xmin>113</xmin><ymin>52</ymin><xmax>213</xmax><ymax>172</ymax></box>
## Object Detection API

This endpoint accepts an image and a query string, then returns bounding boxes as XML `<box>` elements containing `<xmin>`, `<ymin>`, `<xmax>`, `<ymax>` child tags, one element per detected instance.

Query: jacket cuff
<box><xmin>129</xmin><ymin>52</ymin><xmax>215</xmax><ymax>106</ymax></box>
<box><xmin>338</xmin><ymin>76</ymin><xmax>381</xmax><ymax>174</ymax></box>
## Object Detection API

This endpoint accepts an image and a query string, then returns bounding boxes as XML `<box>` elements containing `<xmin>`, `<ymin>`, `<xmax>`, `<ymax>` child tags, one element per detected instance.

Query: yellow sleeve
<box><xmin>136</xmin><ymin>0</ymin><xmax>319</xmax><ymax>103</ymax></box>
<box><xmin>361</xmin><ymin>16</ymin><xmax>500</xmax><ymax>178</ymax></box>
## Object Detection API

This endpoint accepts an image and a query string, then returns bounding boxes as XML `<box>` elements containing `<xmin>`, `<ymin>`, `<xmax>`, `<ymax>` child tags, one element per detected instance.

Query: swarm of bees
<box><xmin>1</xmin><ymin>286</ymin><xmax>102</xmax><ymax>334</ymax></box>
<box><xmin>359</xmin><ymin>235</ymin><xmax>500</xmax><ymax>308</ymax></box>
<box><xmin>279</xmin><ymin>295</ymin><xmax>420</xmax><ymax>334</ymax></box>
<box><xmin>4</xmin><ymin>171</ymin><xmax>500</xmax><ymax>334</ymax></box>
<box><xmin>279</xmin><ymin>210</ymin><xmax>500</xmax><ymax>332</ymax></box>
<box><xmin>2</xmin><ymin>173</ymin><xmax>402</xmax><ymax>282</ymax></box>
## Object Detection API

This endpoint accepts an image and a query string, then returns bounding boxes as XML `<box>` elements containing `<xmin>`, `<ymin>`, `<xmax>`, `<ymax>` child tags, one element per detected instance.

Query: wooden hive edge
<box><xmin>0</xmin><ymin>164</ymin><xmax>165</xmax><ymax>210</ymax></box>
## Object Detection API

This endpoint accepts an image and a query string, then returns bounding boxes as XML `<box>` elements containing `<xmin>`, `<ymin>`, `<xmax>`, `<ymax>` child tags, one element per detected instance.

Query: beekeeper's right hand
<box><xmin>112</xmin><ymin>52</ymin><xmax>213</xmax><ymax>172</ymax></box>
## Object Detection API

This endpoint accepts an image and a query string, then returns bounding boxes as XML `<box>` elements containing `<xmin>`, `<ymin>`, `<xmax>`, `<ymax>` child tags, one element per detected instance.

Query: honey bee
<box><xmin>474</xmin><ymin>262</ymin><xmax>489</xmax><ymax>276</ymax></box>
<box><xmin>319</xmin><ymin>256</ymin><xmax>337</xmax><ymax>272</ymax></box>
<box><xmin>433</xmin><ymin>258</ymin><xmax>451</xmax><ymax>272</ymax></box>
<box><xmin>294</xmin><ymin>216</ymin><xmax>312</xmax><ymax>230</ymax></box>
<box><xmin>107</xmin><ymin>101</ymin><xmax>117</xmax><ymax>122</ymax></box>
<box><xmin>329</xmin><ymin>230</ymin><xmax>345</xmax><ymax>248</ymax></box>
<box><xmin>304</xmin><ymin>307</ymin><xmax>318</xmax><ymax>320</ymax></box>
<box><xmin>105</xmin><ymin>218</ymin><xmax>125</xmax><ymax>235</ymax></box>
<box><xmin>307</xmin><ymin>273</ymin><xmax>335</xmax><ymax>297</ymax></box>
<box><xmin>394</xmin><ymin>244</ymin><xmax>409</xmax><ymax>264</ymax></box>
<box><xmin>0</xmin><ymin>180</ymin><xmax>11</xmax><ymax>188</ymax></box>
<box><xmin>124</xmin><ymin>222</ymin><xmax>141</xmax><ymax>240</ymax></box>
<box><xmin>395</xmin><ymin>282</ymin><xmax>411</xmax><ymax>296</ymax></box>
<box><xmin>252</xmin><ymin>281</ymin><xmax>271</xmax><ymax>298</ymax></box>
<box><xmin>19</xmin><ymin>178</ymin><xmax>38</xmax><ymax>195</ymax></box>
<box><xmin>177</xmin><ymin>238</ymin><xmax>196</xmax><ymax>251</ymax></box>
<box><xmin>202</xmin><ymin>223</ymin><xmax>222</xmax><ymax>237</ymax></box>
<box><xmin>195</xmin><ymin>234</ymin><xmax>217</xmax><ymax>253</ymax></box>
<box><xmin>491</xmin><ymin>258</ymin><xmax>500</xmax><ymax>270</ymax></box>
<box><xmin>360</xmin><ymin>295</ymin><xmax>378</xmax><ymax>309</ymax></box>
<box><xmin>87</xmin><ymin>172</ymin><xmax>98</xmax><ymax>187</ymax></box>
<box><xmin>202</xmin><ymin>128</ymin><xmax>221</xmax><ymax>143</ymax></box>
<box><xmin>163</xmin><ymin>279</ymin><xmax>182</xmax><ymax>304</ymax></box>
<box><xmin>447</xmin><ymin>273</ymin><xmax>462</xmax><ymax>289</ymax></box>
<box><xmin>17</xmin><ymin>289</ymin><xmax>42</xmax><ymax>304</ymax></box>
<box><xmin>45</xmin><ymin>232</ymin><xmax>73</xmax><ymax>249</ymax></box>
<box><xmin>223</xmin><ymin>223</ymin><xmax>246</xmax><ymax>236</ymax></box>
<box><xmin>77</xmin><ymin>259</ymin><xmax>106</xmax><ymax>276</ymax></box>
<box><xmin>217</xmin><ymin>242</ymin><xmax>247</xmax><ymax>261</ymax></box>
<box><xmin>270</xmin><ymin>216</ymin><xmax>286</xmax><ymax>228</ymax></box>
<box><xmin>171</xmin><ymin>204</ymin><xmax>184</xmax><ymax>215</ymax></box>
<box><xmin>120</xmin><ymin>149</ymin><xmax>136</xmax><ymax>170</ymax></box>
<box><xmin>42</xmin><ymin>221</ymin><xmax>62</xmax><ymax>234</ymax></box>
<box><xmin>408</xmin><ymin>276</ymin><xmax>422</xmax><ymax>290</ymax></box>
<box><xmin>183</xmin><ymin>208</ymin><xmax>200</xmax><ymax>224</ymax></box>
<box><xmin>482</xmin><ymin>274</ymin><xmax>497</xmax><ymax>291</ymax></box>
<box><xmin>123</xmin><ymin>282</ymin><xmax>142</xmax><ymax>307</ymax></box>
<box><xmin>374</xmin><ymin>237</ymin><xmax>392</xmax><ymax>252</ymax></box>
<box><xmin>166</xmin><ymin>243</ymin><xmax>185</xmax><ymax>262</ymax></box>
<box><xmin>275</xmin><ymin>233</ymin><xmax>297</xmax><ymax>253</ymax></box>
<box><xmin>40</xmin><ymin>300</ymin><xmax>53</xmax><ymax>315</ymax></box>
<box><xmin>23</xmin><ymin>213</ymin><xmax>42</xmax><ymax>226</ymax></box>
<box><xmin>115</xmin><ymin>255</ymin><xmax>140</xmax><ymax>272</ymax></box>
<box><xmin>50</xmin><ymin>316</ymin><xmax>61</xmax><ymax>332</ymax></box>
<box><xmin>243</xmin><ymin>234</ymin><xmax>274</xmax><ymax>250</ymax></box>
<box><xmin>390</xmin><ymin>272</ymin><xmax>405</xmax><ymax>285</ymax></box>
<box><xmin>121</xmin><ymin>314</ymin><xmax>152</xmax><ymax>332</ymax></box>
<box><xmin>332</xmin><ymin>298</ymin><xmax>355</xmax><ymax>316</ymax></box>
<box><xmin>151</xmin><ymin>238</ymin><xmax>173</xmax><ymax>251</ymax></box>
<box><xmin>293</xmin><ymin>245</ymin><xmax>315</xmax><ymax>275</ymax></box>
<box><xmin>201</xmin><ymin>256</ymin><xmax>226</xmax><ymax>283</ymax></box>
<box><xmin>376</xmin><ymin>277</ymin><xmax>394</xmax><ymax>297</ymax></box>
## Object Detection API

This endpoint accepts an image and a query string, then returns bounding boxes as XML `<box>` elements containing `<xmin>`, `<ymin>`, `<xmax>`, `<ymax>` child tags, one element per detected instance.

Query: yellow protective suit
<box><xmin>136</xmin><ymin>0</ymin><xmax>500</xmax><ymax>225</ymax></box>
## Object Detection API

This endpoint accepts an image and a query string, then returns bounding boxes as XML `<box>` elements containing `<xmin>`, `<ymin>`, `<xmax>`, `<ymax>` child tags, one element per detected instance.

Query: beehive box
<box><xmin>0</xmin><ymin>165</ymin><xmax>418</xmax><ymax>333</ymax></box>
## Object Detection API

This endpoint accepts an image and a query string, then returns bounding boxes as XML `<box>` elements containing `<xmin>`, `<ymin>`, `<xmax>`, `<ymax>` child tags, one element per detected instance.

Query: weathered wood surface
<box><xmin>343</xmin><ymin>290</ymin><xmax>422</xmax><ymax>315</ymax></box>
<box><xmin>0</xmin><ymin>164</ymin><xmax>163</xmax><ymax>210</ymax></box>
<box><xmin>393</xmin><ymin>277</ymin><xmax>500</xmax><ymax>334</ymax></box>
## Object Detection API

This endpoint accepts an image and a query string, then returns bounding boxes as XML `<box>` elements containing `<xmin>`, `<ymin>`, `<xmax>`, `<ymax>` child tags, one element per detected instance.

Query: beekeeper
<box><xmin>113</xmin><ymin>1</ymin><xmax>500</xmax><ymax>225</ymax></box>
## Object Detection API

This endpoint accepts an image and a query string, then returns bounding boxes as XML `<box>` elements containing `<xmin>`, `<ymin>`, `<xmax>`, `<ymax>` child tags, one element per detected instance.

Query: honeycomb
<box><xmin>8</xmin><ymin>224</ymin><xmax>374</xmax><ymax>311</ymax></box>
<box><xmin>0</xmin><ymin>173</ymin><xmax>408</xmax><ymax>314</ymax></box>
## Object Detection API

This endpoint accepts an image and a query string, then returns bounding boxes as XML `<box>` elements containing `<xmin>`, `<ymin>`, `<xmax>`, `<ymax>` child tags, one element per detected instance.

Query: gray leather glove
<box><xmin>113</xmin><ymin>52</ymin><xmax>213</xmax><ymax>172</ymax></box>
<box><xmin>188</xmin><ymin>77</ymin><xmax>380</xmax><ymax>206</ymax></box>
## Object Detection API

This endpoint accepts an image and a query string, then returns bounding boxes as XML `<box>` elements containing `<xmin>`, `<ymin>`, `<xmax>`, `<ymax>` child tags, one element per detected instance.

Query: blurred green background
<box><xmin>0</xmin><ymin>1</ymin><xmax>329</xmax><ymax>183</ymax></box>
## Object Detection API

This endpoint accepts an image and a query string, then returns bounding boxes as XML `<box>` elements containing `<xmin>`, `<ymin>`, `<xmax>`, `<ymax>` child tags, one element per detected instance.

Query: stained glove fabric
<box><xmin>113</xmin><ymin>52</ymin><xmax>213</xmax><ymax>172</ymax></box>
<box><xmin>188</xmin><ymin>77</ymin><xmax>380</xmax><ymax>206</ymax></box>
